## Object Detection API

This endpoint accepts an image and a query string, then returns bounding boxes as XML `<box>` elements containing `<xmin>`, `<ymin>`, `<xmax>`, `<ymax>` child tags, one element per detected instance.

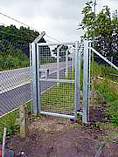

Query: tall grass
<box><xmin>92</xmin><ymin>62</ymin><xmax>118</xmax><ymax>126</ymax></box>
<box><xmin>0</xmin><ymin>110</ymin><xmax>19</xmax><ymax>143</ymax></box>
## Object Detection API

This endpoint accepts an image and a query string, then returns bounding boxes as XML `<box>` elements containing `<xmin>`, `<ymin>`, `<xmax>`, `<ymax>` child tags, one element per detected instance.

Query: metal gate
<box><xmin>31</xmin><ymin>40</ymin><xmax>82</xmax><ymax>121</ymax></box>
<box><xmin>30</xmin><ymin>33</ymin><xmax>91</xmax><ymax>123</ymax></box>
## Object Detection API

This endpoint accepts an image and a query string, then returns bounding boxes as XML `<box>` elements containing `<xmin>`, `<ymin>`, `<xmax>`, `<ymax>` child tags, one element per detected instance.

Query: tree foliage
<box><xmin>0</xmin><ymin>25</ymin><xmax>46</xmax><ymax>70</ymax></box>
<box><xmin>80</xmin><ymin>1</ymin><xmax>118</xmax><ymax>65</ymax></box>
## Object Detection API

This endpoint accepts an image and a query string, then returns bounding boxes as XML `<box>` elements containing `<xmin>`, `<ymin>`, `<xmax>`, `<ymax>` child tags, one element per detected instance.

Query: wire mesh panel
<box><xmin>37</xmin><ymin>43</ymin><xmax>77</xmax><ymax>118</ymax></box>
<box><xmin>41</xmin><ymin>82</ymin><xmax>75</xmax><ymax>114</ymax></box>
<box><xmin>0</xmin><ymin>67</ymin><xmax>31</xmax><ymax>93</ymax></box>
<box><xmin>0</xmin><ymin>36</ymin><xmax>32</xmax><ymax>117</ymax></box>
<box><xmin>0</xmin><ymin>67</ymin><xmax>32</xmax><ymax>117</ymax></box>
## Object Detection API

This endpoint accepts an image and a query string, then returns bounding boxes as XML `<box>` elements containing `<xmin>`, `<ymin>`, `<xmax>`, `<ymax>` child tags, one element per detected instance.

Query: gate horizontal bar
<box><xmin>37</xmin><ymin>42</ymin><xmax>75</xmax><ymax>46</ymax></box>
<box><xmin>40</xmin><ymin>111</ymin><xmax>75</xmax><ymax>119</ymax></box>
<box><xmin>39</xmin><ymin>78</ymin><xmax>75</xmax><ymax>83</ymax></box>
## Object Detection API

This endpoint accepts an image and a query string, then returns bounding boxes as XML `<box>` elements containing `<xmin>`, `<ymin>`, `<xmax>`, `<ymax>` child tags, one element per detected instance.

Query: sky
<box><xmin>0</xmin><ymin>0</ymin><xmax>118</xmax><ymax>42</ymax></box>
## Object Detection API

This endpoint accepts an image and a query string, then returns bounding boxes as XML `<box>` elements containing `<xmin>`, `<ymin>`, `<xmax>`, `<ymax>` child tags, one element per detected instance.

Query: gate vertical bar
<box><xmin>72</xmin><ymin>48</ymin><xmax>75</xmax><ymax>70</ymax></box>
<box><xmin>57</xmin><ymin>45</ymin><xmax>62</xmax><ymax>85</ymax></box>
<box><xmin>65</xmin><ymin>49</ymin><xmax>69</xmax><ymax>77</ymax></box>
<box><xmin>88</xmin><ymin>42</ymin><xmax>92</xmax><ymax>105</ymax></box>
<box><xmin>57</xmin><ymin>46</ymin><xmax>60</xmax><ymax>86</ymax></box>
<box><xmin>37</xmin><ymin>44</ymin><xmax>41</xmax><ymax>112</ymax></box>
<box><xmin>31</xmin><ymin>42</ymin><xmax>39</xmax><ymax>114</ymax></box>
<box><xmin>82</xmin><ymin>40</ymin><xmax>90</xmax><ymax>123</ymax></box>
<box><xmin>75</xmin><ymin>41</ymin><xmax>81</xmax><ymax>118</ymax></box>
<box><xmin>31</xmin><ymin>32</ymin><xmax>45</xmax><ymax>115</ymax></box>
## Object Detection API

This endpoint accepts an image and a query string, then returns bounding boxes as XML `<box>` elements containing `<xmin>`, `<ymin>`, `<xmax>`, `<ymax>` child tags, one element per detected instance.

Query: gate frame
<box><xmin>30</xmin><ymin>33</ymin><xmax>90</xmax><ymax>123</ymax></box>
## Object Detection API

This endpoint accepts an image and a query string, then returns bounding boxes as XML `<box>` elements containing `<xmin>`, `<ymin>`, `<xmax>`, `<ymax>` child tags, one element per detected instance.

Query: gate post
<box><xmin>31</xmin><ymin>32</ymin><xmax>45</xmax><ymax>115</ymax></box>
<box><xmin>82</xmin><ymin>40</ymin><xmax>91</xmax><ymax>124</ymax></box>
<box><xmin>31</xmin><ymin>42</ymin><xmax>40</xmax><ymax>114</ymax></box>
<box><xmin>75</xmin><ymin>41</ymin><xmax>81</xmax><ymax>119</ymax></box>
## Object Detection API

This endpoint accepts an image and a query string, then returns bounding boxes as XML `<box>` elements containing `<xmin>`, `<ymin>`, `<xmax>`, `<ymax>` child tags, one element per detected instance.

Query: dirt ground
<box><xmin>7</xmin><ymin>108</ymin><xmax>118</xmax><ymax>157</ymax></box>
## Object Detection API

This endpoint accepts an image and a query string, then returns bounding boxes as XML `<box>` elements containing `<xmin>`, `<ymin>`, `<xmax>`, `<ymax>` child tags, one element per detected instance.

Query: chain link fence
<box><xmin>0</xmin><ymin>26</ymin><xmax>34</xmax><ymax>117</ymax></box>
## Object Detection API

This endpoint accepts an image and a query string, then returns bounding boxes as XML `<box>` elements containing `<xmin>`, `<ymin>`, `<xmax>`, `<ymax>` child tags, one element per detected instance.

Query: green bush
<box><xmin>92</xmin><ymin>62</ymin><xmax>118</xmax><ymax>79</ymax></box>
<box><xmin>0</xmin><ymin>49</ymin><xmax>29</xmax><ymax>71</ymax></box>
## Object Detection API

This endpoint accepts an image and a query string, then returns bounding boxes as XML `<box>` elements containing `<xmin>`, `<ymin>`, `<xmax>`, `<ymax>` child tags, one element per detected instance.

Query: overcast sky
<box><xmin>0</xmin><ymin>0</ymin><xmax>118</xmax><ymax>42</ymax></box>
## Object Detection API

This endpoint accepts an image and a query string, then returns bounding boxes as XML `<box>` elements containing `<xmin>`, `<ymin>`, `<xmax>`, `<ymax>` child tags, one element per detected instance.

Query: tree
<box><xmin>0</xmin><ymin>25</ymin><xmax>40</xmax><ymax>57</ymax></box>
<box><xmin>80</xmin><ymin>1</ymin><xmax>118</xmax><ymax>65</ymax></box>
<box><xmin>0</xmin><ymin>25</ymin><xmax>47</xmax><ymax>70</ymax></box>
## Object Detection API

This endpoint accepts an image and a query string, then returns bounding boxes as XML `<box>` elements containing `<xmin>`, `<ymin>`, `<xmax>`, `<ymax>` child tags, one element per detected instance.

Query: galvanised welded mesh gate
<box><xmin>31</xmin><ymin>33</ymin><xmax>91</xmax><ymax>123</ymax></box>
<box><xmin>31</xmin><ymin>41</ymin><xmax>82</xmax><ymax>121</ymax></box>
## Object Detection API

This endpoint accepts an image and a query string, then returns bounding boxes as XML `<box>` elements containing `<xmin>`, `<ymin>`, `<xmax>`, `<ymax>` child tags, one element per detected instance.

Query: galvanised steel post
<box><xmin>82</xmin><ymin>40</ymin><xmax>90</xmax><ymax>124</ymax></box>
<box><xmin>37</xmin><ymin>44</ymin><xmax>41</xmax><ymax>113</ymax></box>
<box><xmin>31</xmin><ymin>42</ymin><xmax>40</xmax><ymax>114</ymax></box>
<box><xmin>88</xmin><ymin>42</ymin><xmax>91</xmax><ymax>121</ymax></box>
<box><xmin>31</xmin><ymin>32</ymin><xmax>45</xmax><ymax>115</ymax></box>
<box><xmin>75</xmin><ymin>41</ymin><xmax>81</xmax><ymax>119</ymax></box>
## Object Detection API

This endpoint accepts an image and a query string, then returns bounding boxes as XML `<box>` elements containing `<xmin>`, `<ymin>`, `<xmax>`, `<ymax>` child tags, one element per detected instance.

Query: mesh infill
<box><xmin>38</xmin><ymin>44</ymin><xmax>75</xmax><ymax>115</ymax></box>
<box><xmin>0</xmin><ymin>67</ymin><xmax>32</xmax><ymax>116</ymax></box>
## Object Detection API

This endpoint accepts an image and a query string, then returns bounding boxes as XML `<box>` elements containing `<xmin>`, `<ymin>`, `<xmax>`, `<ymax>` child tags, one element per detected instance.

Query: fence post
<box><xmin>75</xmin><ymin>41</ymin><xmax>81</xmax><ymax>118</ymax></box>
<box><xmin>31</xmin><ymin>43</ymin><xmax>40</xmax><ymax>114</ymax></box>
<box><xmin>19</xmin><ymin>105</ymin><xmax>28</xmax><ymax>138</ymax></box>
<box><xmin>82</xmin><ymin>40</ymin><xmax>91</xmax><ymax>124</ymax></box>
<box><xmin>2</xmin><ymin>128</ymin><xmax>7</xmax><ymax>157</ymax></box>
<box><xmin>31</xmin><ymin>32</ymin><xmax>45</xmax><ymax>115</ymax></box>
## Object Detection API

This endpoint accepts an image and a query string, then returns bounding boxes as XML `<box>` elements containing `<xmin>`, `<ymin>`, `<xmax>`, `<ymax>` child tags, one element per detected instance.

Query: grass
<box><xmin>94</xmin><ymin>78</ymin><xmax>118</xmax><ymax>127</ymax></box>
<box><xmin>0</xmin><ymin>110</ymin><xmax>19</xmax><ymax>143</ymax></box>
<box><xmin>28</xmin><ymin>63</ymin><xmax>118</xmax><ymax>127</ymax></box>
<box><xmin>41</xmin><ymin>83</ymin><xmax>75</xmax><ymax>114</ymax></box>
<box><xmin>0</xmin><ymin>102</ymin><xmax>32</xmax><ymax>143</ymax></box>
<box><xmin>91</xmin><ymin>62</ymin><xmax>118</xmax><ymax>81</ymax></box>
<box><xmin>90</xmin><ymin>62</ymin><xmax>118</xmax><ymax>126</ymax></box>
<box><xmin>0</xmin><ymin>61</ymin><xmax>117</xmax><ymax>144</ymax></box>
<box><xmin>97</xmin><ymin>122</ymin><xmax>118</xmax><ymax>143</ymax></box>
